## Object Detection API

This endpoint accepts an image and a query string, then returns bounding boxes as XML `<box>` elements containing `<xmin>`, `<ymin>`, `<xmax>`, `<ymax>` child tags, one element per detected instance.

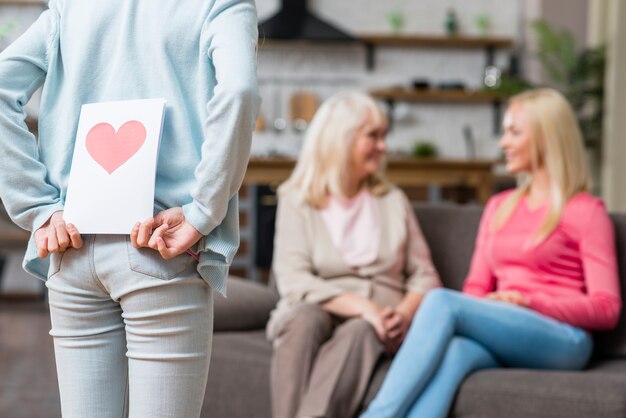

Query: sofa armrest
<box><xmin>214</xmin><ymin>276</ymin><xmax>279</xmax><ymax>332</ymax></box>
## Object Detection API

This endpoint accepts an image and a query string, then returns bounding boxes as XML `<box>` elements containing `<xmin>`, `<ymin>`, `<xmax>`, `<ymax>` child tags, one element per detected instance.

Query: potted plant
<box><xmin>531</xmin><ymin>20</ymin><xmax>606</xmax><ymax>150</ymax></box>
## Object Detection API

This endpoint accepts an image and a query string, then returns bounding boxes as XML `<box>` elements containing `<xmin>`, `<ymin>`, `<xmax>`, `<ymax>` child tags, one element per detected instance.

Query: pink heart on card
<box><xmin>85</xmin><ymin>121</ymin><xmax>147</xmax><ymax>174</ymax></box>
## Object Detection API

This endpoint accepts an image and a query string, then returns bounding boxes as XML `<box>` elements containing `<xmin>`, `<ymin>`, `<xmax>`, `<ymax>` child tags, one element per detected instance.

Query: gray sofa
<box><xmin>203</xmin><ymin>204</ymin><xmax>626</xmax><ymax>418</ymax></box>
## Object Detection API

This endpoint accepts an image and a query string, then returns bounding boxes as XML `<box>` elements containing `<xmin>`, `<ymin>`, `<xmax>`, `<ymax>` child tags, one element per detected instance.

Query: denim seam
<box><xmin>122</xmin><ymin>365</ymin><xmax>129</xmax><ymax>417</ymax></box>
<box><xmin>89</xmin><ymin>235</ymin><xmax>109</xmax><ymax>295</ymax></box>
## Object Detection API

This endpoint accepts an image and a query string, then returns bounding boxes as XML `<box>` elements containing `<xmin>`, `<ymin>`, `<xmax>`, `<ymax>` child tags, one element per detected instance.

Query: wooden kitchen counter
<box><xmin>244</xmin><ymin>157</ymin><xmax>496</xmax><ymax>204</ymax></box>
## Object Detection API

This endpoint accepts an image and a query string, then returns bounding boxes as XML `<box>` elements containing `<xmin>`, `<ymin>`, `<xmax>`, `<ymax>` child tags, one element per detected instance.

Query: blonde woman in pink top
<box><xmin>267</xmin><ymin>92</ymin><xmax>441</xmax><ymax>418</ymax></box>
<box><xmin>362</xmin><ymin>88</ymin><xmax>623</xmax><ymax>418</ymax></box>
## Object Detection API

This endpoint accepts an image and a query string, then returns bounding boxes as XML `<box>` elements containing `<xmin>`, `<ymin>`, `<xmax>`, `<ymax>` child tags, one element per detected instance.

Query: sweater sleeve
<box><xmin>402</xmin><ymin>194</ymin><xmax>442</xmax><ymax>294</ymax></box>
<box><xmin>272</xmin><ymin>189</ymin><xmax>345</xmax><ymax>305</ymax></box>
<box><xmin>0</xmin><ymin>8</ymin><xmax>64</xmax><ymax>232</ymax></box>
<box><xmin>462</xmin><ymin>195</ymin><xmax>500</xmax><ymax>297</ymax></box>
<box><xmin>527</xmin><ymin>200</ymin><xmax>622</xmax><ymax>330</ymax></box>
<box><xmin>183</xmin><ymin>0</ymin><xmax>261</xmax><ymax>236</ymax></box>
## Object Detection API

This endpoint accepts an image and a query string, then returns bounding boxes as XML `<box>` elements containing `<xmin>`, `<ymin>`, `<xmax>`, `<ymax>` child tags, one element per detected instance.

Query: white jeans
<box><xmin>45</xmin><ymin>234</ymin><xmax>213</xmax><ymax>418</ymax></box>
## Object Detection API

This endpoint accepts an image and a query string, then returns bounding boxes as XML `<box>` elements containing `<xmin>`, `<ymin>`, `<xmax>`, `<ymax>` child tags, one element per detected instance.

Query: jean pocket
<box><xmin>126</xmin><ymin>237</ymin><xmax>194</xmax><ymax>280</ymax></box>
<box><xmin>47</xmin><ymin>252</ymin><xmax>65</xmax><ymax>279</ymax></box>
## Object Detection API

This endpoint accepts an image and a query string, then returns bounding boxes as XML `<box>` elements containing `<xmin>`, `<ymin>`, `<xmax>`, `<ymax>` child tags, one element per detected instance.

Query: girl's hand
<box><xmin>34</xmin><ymin>211</ymin><xmax>83</xmax><ymax>259</ymax></box>
<box><xmin>130</xmin><ymin>207</ymin><xmax>203</xmax><ymax>260</ymax></box>
<box><xmin>487</xmin><ymin>291</ymin><xmax>529</xmax><ymax>307</ymax></box>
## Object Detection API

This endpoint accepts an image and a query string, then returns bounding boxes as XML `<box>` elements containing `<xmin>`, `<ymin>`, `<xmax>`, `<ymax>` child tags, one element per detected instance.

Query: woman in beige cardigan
<box><xmin>267</xmin><ymin>92</ymin><xmax>441</xmax><ymax>418</ymax></box>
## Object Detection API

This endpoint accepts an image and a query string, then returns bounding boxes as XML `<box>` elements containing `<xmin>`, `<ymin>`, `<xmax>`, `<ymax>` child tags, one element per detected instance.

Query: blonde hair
<box><xmin>492</xmin><ymin>88</ymin><xmax>590</xmax><ymax>243</ymax></box>
<box><xmin>282</xmin><ymin>91</ymin><xmax>390</xmax><ymax>208</ymax></box>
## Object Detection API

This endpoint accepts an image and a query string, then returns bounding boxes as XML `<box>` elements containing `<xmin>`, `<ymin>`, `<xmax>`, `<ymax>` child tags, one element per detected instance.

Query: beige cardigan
<box><xmin>266</xmin><ymin>185</ymin><xmax>441</xmax><ymax>340</ymax></box>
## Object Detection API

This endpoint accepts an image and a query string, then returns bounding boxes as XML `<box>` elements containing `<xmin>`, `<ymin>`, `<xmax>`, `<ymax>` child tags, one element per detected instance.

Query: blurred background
<box><xmin>0</xmin><ymin>0</ymin><xmax>625</xmax><ymax>415</ymax></box>
<box><xmin>1</xmin><ymin>0</ymin><xmax>625</xmax><ymax>290</ymax></box>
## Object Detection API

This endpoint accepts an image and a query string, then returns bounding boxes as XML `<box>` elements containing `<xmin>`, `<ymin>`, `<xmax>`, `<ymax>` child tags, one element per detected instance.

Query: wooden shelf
<box><xmin>260</xmin><ymin>35</ymin><xmax>514</xmax><ymax>49</ymax></box>
<box><xmin>0</xmin><ymin>0</ymin><xmax>45</xmax><ymax>4</ymax></box>
<box><xmin>370</xmin><ymin>88</ymin><xmax>507</xmax><ymax>103</ymax></box>
<box><xmin>358</xmin><ymin>35</ymin><xmax>514</xmax><ymax>49</ymax></box>
<box><xmin>259</xmin><ymin>39</ymin><xmax>361</xmax><ymax>48</ymax></box>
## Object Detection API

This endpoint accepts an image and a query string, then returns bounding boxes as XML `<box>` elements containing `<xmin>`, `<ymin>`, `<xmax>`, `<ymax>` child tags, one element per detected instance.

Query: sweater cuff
<box><xmin>31</xmin><ymin>202</ymin><xmax>65</xmax><ymax>232</ymax></box>
<box><xmin>183</xmin><ymin>201</ymin><xmax>219</xmax><ymax>236</ymax></box>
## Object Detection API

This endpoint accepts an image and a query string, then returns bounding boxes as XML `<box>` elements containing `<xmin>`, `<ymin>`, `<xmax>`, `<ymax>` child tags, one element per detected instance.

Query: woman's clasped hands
<box><xmin>362</xmin><ymin>303</ymin><xmax>411</xmax><ymax>354</ymax></box>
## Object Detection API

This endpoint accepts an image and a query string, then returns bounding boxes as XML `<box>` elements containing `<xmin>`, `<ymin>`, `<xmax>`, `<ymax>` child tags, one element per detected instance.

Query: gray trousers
<box><xmin>271</xmin><ymin>304</ymin><xmax>386</xmax><ymax>418</ymax></box>
<box><xmin>46</xmin><ymin>235</ymin><xmax>213</xmax><ymax>418</ymax></box>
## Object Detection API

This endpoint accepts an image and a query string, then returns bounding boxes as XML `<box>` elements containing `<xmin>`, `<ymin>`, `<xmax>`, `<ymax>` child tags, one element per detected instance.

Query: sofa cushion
<box><xmin>413</xmin><ymin>204</ymin><xmax>482</xmax><ymax>291</ymax></box>
<box><xmin>213</xmin><ymin>277</ymin><xmax>279</xmax><ymax>332</ymax></box>
<box><xmin>204</xmin><ymin>331</ymin><xmax>273</xmax><ymax>418</ymax></box>
<box><xmin>593</xmin><ymin>214</ymin><xmax>626</xmax><ymax>358</ymax></box>
<box><xmin>363</xmin><ymin>358</ymin><xmax>626</xmax><ymax>418</ymax></box>
<box><xmin>449</xmin><ymin>365</ymin><xmax>626</xmax><ymax>418</ymax></box>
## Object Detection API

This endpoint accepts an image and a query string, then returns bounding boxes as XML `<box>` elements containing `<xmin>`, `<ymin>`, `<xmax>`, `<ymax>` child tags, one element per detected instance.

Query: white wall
<box><xmin>601</xmin><ymin>0</ymin><xmax>626</xmax><ymax>211</ymax></box>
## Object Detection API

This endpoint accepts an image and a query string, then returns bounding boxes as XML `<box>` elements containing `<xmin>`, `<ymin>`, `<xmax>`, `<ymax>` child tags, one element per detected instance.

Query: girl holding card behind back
<box><xmin>360</xmin><ymin>88</ymin><xmax>622</xmax><ymax>418</ymax></box>
<box><xmin>0</xmin><ymin>1</ymin><xmax>260</xmax><ymax>417</ymax></box>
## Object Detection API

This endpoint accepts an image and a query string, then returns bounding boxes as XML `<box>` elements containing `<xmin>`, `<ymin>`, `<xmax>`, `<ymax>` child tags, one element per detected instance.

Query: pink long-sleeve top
<box><xmin>463</xmin><ymin>190</ymin><xmax>622</xmax><ymax>331</ymax></box>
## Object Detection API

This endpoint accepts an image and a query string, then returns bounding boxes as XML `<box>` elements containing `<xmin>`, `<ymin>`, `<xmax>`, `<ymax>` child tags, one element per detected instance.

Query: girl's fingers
<box><xmin>47</xmin><ymin>224</ymin><xmax>60</xmax><ymax>253</ymax></box>
<box><xmin>67</xmin><ymin>224</ymin><xmax>83</xmax><ymax>249</ymax></box>
<box><xmin>37</xmin><ymin>236</ymin><xmax>49</xmax><ymax>259</ymax></box>
<box><xmin>54</xmin><ymin>221</ymin><xmax>71</xmax><ymax>252</ymax></box>
<box><xmin>156</xmin><ymin>237</ymin><xmax>177</xmax><ymax>260</ymax></box>
<box><xmin>148</xmin><ymin>223</ymin><xmax>169</xmax><ymax>249</ymax></box>
<box><xmin>136</xmin><ymin>218</ymin><xmax>154</xmax><ymax>247</ymax></box>
<box><xmin>130</xmin><ymin>222</ymin><xmax>141</xmax><ymax>247</ymax></box>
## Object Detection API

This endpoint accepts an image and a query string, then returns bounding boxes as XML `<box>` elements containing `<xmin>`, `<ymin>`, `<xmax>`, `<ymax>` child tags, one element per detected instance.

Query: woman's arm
<box><xmin>0</xmin><ymin>8</ymin><xmax>64</xmax><ymax>233</ymax></box>
<box><xmin>527</xmin><ymin>200</ymin><xmax>622</xmax><ymax>330</ymax></box>
<box><xmin>182</xmin><ymin>0</ymin><xmax>261</xmax><ymax>237</ymax></box>
<box><xmin>322</xmin><ymin>293</ymin><xmax>389</xmax><ymax>341</ymax></box>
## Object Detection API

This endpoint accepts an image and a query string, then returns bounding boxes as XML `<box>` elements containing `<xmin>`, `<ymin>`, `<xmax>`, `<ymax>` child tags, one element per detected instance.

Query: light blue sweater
<box><xmin>0</xmin><ymin>0</ymin><xmax>261</xmax><ymax>294</ymax></box>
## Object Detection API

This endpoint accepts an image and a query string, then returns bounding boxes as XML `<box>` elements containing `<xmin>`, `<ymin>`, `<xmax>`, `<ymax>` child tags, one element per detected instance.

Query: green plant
<box><xmin>0</xmin><ymin>21</ymin><xmax>15</xmax><ymax>44</ymax></box>
<box><xmin>482</xmin><ymin>73</ymin><xmax>533</xmax><ymax>97</ymax></box>
<box><xmin>412</xmin><ymin>142</ymin><xmax>438</xmax><ymax>158</ymax></box>
<box><xmin>531</xmin><ymin>20</ymin><xmax>606</xmax><ymax>149</ymax></box>
<box><xmin>386</xmin><ymin>11</ymin><xmax>405</xmax><ymax>33</ymax></box>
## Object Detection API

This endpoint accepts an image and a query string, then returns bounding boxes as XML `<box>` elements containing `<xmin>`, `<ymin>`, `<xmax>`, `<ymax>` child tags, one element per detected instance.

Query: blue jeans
<box><xmin>45</xmin><ymin>235</ymin><xmax>213</xmax><ymax>418</ymax></box>
<box><xmin>360</xmin><ymin>288</ymin><xmax>592</xmax><ymax>418</ymax></box>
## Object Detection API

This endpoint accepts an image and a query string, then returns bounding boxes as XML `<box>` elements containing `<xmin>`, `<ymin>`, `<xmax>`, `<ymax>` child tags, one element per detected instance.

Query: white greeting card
<box><xmin>64</xmin><ymin>98</ymin><xmax>167</xmax><ymax>234</ymax></box>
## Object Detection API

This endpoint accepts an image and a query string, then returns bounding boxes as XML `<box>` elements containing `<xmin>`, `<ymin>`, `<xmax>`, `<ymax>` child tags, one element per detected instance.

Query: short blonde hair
<box><xmin>282</xmin><ymin>91</ymin><xmax>390</xmax><ymax>208</ymax></box>
<box><xmin>492</xmin><ymin>88</ymin><xmax>590</xmax><ymax>242</ymax></box>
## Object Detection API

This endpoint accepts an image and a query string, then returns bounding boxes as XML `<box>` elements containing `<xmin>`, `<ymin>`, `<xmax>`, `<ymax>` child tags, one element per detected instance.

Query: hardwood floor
<box><xmin>0</xmin><ymin>301</ymin><xmax>61</xmax><ymax>418</ymax></box>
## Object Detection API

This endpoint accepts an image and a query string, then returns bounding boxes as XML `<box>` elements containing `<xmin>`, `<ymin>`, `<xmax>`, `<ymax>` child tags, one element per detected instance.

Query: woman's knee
<box><xmin>280</xmin><ymin>303</ymin><xmax>333</xmax><ymax>341</ymax></box>
<box><xmin>335</xmin><ymin>318</ymin><xmax>378</xmax><ymax>341</ymax></box>
<box><xmin>422</xmin><ymin>287</ymin><xmax>458</xmax><ymax>309</ymax></box>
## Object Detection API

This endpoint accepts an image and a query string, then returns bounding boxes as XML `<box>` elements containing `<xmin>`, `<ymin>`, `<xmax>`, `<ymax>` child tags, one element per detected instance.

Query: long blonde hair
<box><xmin>491</xmin><ymin>88</ymin><xmax>590</xmax><ymax>243</ymax></box>
<box><xmin>282</xmin><ymin>91</ymin><xmax>390</xmax><ymax>208</ymax></box>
